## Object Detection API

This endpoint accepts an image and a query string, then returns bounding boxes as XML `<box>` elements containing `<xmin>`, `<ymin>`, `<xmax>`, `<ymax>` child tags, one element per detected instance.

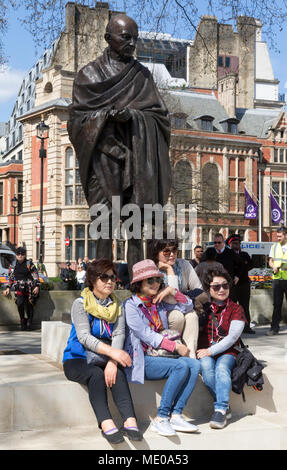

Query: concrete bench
<box><xmin>39</xmin><ymin>321</ymin><xmax>284</xmax><ymax>428</ymax></box>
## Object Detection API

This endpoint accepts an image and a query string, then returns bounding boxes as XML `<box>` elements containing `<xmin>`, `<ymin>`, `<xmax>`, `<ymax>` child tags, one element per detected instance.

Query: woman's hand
<box><xmin>32</xmin><ymin>286</ymin><xmax>39</xmax><ymax>295</ymax></box>
<box><xmin>176</xmin><ymin>343</ymin><xmax>190</xmax><ymax>357</ymax></box>
<box><xmin>158</xmin><ymin>261</ymin><xmax>174</xmax><ymax>275</ymax></box>
<box><xmin>109</xmin><ymin>348</ymin><xmax>132</xmax><ymax>368</ymax></box>
<box><xmin>152</xmin><ymin>286</ymin><xmax>176</xmax><ymax>304</ymax></box>
<box><xmin>104</xmin><ymin>360</ymin><xmax>118</xmax><ymax>388</ymax></box>
<box><xmin>196</xmin><ymin>348</ymin><xmax>211</xmax><ymax>359</ymax></box>
<box><xmin>3</xmin><ymin>288</ymin><xmax>10</xmax><ymax>297</ymax></box>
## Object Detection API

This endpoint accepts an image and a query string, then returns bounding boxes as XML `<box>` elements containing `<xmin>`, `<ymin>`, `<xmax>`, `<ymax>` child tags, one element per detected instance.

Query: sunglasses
<box><xmin>98</xmin><ymin>273</ymin><xmax>117</xmax><ymax>283</ymax></box>
<box><xmin>210</xmin><ymin>282</ymin><xmax>229</xmax><ymax>292</ymax></box>
<box><xmin>146</xmin><ymin>277</ymin><xmax>161</xmax><ymax>285</ymax></box>
<box><xmin>213</xmin><ymin>241</ymin><xmax>223</xmax><ymax>245</ymax></box>
<box><xmin>162</xmin><ymin>247</ymin><xmax>178</xmax><ymax>256</ymax></box>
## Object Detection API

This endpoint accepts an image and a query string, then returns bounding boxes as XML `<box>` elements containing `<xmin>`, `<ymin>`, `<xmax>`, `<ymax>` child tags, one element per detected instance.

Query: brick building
<box><xmin>1</xmin><ymin>2</ymin><xmax>286</xmax><ymax>274</ymax></box>
<box><xmin>0</xmin><ymin>160</ymin><xmax>23</xmax><ymax>246</ymax></box>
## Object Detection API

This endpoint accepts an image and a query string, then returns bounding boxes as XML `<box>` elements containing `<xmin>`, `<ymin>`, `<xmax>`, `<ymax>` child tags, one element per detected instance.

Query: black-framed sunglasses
<box><xmin>162</xmin><ymin>246</ymin><xmax>178</xmax><ymax>256</ymax></box>
<box><xmin>209</xmin><ymin>282</ymin><xmax>229</xmax><ymax>292</ymax></box>
<box><xmin>98</xmin><ymin>273</ymin><xmax>117</xmax><ymax>283</ymax></box>
<box><xmin>146</xmin><ymin>277</ymin><xmax>161</xmax><ymax>285</ymax></box>
<box><xmin>213</xmin><ymin>241</ymin><xmax>223</xmax><ymax>245</ymax></box>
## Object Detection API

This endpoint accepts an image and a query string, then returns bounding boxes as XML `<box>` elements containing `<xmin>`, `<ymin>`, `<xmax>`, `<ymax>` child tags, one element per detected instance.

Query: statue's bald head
<box><xmin>105</xmin><ymin>14</ymin><xmax>138</xmax><ymax>60</ymax></box>
<box><xmin>106</xmin><ymin>14</ymin><xmax>138</xmax><ymax>35</ymax></box>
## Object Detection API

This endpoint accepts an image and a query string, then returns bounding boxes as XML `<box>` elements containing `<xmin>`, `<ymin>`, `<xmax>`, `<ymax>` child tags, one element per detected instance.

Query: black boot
<box><xmin>26</xmin><ymin>315</ymin><xmax>33</xmax><ymax>330</ymax></box>
<box><xmin>20</xmin><ymin>318</ymin><xmax>27</xmax><ymax>331</ymax></box>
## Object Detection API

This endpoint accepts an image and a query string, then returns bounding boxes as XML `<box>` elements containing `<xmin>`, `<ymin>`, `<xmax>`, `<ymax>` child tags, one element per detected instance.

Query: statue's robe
<box><xmin>67</xmin><ymin>48</ymin><xmax>171</xmax><ymax>211</ymax></box>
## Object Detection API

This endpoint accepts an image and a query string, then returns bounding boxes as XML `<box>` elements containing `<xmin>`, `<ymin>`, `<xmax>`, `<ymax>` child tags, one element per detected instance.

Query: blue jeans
<box><xmin>144</xmin><ymin>356</ymin><xmax>200</xmax><ymax>418</ymax></box>
<box><xmin>200</xmin><ymin>354</ymin><xmax>236</xmax><ymax>413</ymax></box>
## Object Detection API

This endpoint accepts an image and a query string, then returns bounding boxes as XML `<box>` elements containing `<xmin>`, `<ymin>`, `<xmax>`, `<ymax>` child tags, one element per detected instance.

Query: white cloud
<box><xmin>284</xmin><ymin>81</ymin><xmax>287</xmax><ymax>89</ymax></box>
<box><xmin>0</xmin><ymin>66</ymin><xmax>26</xmax><ymax>103</ymax></box>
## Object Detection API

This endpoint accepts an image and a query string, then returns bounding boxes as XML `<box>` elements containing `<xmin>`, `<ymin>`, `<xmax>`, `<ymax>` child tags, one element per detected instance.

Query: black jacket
<box><xmin>236</xmin><ymin>251</ymin><xmax>253</xmax><ymax>284</ymax></box>
<box><xmin>215</xmin><ymin>247</ymin><xmax>243</xmax><ymax>280</ymax></box>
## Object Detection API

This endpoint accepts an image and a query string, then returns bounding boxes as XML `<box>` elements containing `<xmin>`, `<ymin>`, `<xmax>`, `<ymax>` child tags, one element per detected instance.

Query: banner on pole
<box><xmin>270</xmin><ymin>193</ymin><xmax>283</xmax><ymax>224</ymax></box>
<box><xmin>244</xmin><ymin>188</ymin><xmax>258</xmax><ymax>219</ymax></box>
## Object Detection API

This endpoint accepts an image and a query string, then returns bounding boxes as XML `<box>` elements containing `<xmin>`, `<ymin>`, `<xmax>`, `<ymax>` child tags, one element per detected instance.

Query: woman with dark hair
<box><xmin>150</xmin><ymin>238</ymin><xmax>205</xmax><ymax>358</ymax></box>
<box><xmin>197</xmin><ymin>267</ymin><xmax>246</xmax><ymax>429</ymax></box>
<box><xmin>62</xmin><ymin>258</ymin><xmax>142</xmax><ymax>444</ymax></box>
<box><xmin>124</xmin><ymin>259</ymin><xmax>200</xmax><ymax>437</ymax></box>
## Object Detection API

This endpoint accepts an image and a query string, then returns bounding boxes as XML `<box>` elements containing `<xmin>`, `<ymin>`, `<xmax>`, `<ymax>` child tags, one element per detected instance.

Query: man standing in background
<box><xmin>227</xmin><ymin>234</ymin><xmax>254</xmax><ymax>334</ymax></box>
<box><xmin>267</xmin><ymin>227</ymin><xmax>287</xmax><ymax>335</ymax></box>
<box><xmin>190</xmin><ymin>245</ymin><xmax>203</xmax><ymax>269</ymax></box>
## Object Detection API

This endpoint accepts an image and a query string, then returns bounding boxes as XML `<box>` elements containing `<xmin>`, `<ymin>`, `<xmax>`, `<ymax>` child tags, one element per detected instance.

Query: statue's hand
<box><xmin>108</xmin><ymin>108</ymin><xmax>132</xmax><ymax>122</ymax></box>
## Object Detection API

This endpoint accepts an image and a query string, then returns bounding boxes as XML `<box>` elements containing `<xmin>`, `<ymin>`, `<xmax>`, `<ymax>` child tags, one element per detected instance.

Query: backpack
<box><xmin>231</xmin><ymin>339</ymin><xmax>265</xmax><ymax>401</ymax></box>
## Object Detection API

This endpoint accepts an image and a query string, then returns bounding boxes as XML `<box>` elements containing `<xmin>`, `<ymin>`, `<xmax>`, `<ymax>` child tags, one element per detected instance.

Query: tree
<box><xmin>1</xmin><ymin>0</ymin><xmax>287</xmax><ymax>64</ymax></box>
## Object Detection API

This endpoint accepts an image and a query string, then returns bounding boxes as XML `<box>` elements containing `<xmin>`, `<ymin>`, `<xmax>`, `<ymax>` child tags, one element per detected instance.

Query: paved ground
<box><xmin>0</xmin><ymin>324</ymin><xmax>286</xmax><ymax>451</ymax></box>
<box><xmin>1</xmin><ymin>324</ymin><xmax>286</xmax><ymax>356</ymax></box>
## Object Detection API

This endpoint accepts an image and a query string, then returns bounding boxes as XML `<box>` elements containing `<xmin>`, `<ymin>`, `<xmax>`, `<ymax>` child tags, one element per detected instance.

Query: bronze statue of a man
<box><xmin>68</xmin><ymin>14</ymin><xmax>171</xmax><ymax>265</ymax></box>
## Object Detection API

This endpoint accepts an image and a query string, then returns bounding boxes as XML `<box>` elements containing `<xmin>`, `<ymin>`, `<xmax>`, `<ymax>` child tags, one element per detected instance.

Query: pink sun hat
<box><xmin>130</xmin><ymin>259</ymin><xmax>164</xmax><ymax>284</ymax></box>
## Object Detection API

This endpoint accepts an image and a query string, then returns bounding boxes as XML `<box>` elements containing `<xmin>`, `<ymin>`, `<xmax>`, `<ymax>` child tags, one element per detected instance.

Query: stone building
<box><xmin>189</xmin><ymin>15</ymin><xmax>284</xmax><ymax>111</ymax></box>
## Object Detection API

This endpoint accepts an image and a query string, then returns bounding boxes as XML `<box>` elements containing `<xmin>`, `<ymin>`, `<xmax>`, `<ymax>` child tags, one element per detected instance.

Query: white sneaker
<box><xmin>170</xmin><ymin>415</ymin><xmax>199</xmax><ymax>433</ymax></box>
<box><xmin>150</xmin><ymin>417</ymin><xmax>177</xmax><ymax>436</ymax></box>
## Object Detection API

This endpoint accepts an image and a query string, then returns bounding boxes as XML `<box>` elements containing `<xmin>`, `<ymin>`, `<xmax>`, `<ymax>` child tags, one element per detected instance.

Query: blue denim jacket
<box><xmin>123</xmin><ymin>294</ymin><xmax>194</xmax><ymax>384</ymax></box>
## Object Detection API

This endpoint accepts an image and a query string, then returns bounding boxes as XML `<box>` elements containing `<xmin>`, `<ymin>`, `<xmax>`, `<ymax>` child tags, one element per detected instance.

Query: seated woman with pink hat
<box><xmin>123</xmin><ymin>259</ymin><xmax>200</xmax><ymax>437</ymax></box>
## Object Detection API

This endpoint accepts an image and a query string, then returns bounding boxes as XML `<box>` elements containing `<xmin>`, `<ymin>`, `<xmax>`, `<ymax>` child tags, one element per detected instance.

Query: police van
<box><xmin>0</xmin><ymin>244</ymin><xmax>16</xmax><ymax>275</ymax></box>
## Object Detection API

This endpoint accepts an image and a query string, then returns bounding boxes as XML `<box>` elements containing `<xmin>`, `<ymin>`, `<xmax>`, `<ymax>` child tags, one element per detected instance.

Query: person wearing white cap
<box><xmin>123</xmin><ymin>259</ymin><xmax>200</xmax><ymax>437</ymax></box>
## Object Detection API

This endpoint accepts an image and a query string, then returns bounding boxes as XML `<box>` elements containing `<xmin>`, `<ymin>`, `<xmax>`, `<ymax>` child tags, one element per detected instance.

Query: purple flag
<box><xmin>244</xmin><ymin>188</ymin><xmax>258</xmax><ymax>219</ymax></box>
<box><xmin>270</xmin><ymin>193</ymin><xmax>283</xmax><ymax>224</ymax></box>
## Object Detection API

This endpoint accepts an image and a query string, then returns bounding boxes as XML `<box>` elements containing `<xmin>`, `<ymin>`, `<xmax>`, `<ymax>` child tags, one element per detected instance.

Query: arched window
<box><xmin>202</xmin><ymin>163</ymin><xmax>219</xmax><ymax>211</ymax></box>
<box><xmin>172</xmin><ymin>160</ymin><xmax>192</xmax><ymax>205</ymax></box>
<box><xmin>44</xmin><ymin>82</ymin><xmax>53</xmax><ymax>93</ymax></box>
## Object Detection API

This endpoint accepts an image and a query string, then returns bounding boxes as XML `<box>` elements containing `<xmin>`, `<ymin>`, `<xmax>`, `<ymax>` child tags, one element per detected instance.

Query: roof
<box><xmin>18</xmin><ymin>98</ymin><xmax>72</xmax><ymax>121</ymax></box>
<box><xmin>236</xmin><ymin>108</ymin><xmax>281</xmax><ymax>137</ymax></box>
<box><xmin>164</xmin><ymin>89</ymin><xmax>283</xmax><ymax>137</ymax></box>
<box><xmin>164</xmin><ymin>90</ymin><xmax>229</xmax><ymax>132</ymax></box>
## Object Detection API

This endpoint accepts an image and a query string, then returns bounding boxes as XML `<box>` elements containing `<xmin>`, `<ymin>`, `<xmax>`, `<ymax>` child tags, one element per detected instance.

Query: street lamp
<box><xmin>36</xmin><ymin>114</ymin><xmax>49</xmax><ymax>263</ymax></box>
<box><xmin>11</xmin><ymin>195</ymin><xmax>18</xmax><ymax>247</ymax></box>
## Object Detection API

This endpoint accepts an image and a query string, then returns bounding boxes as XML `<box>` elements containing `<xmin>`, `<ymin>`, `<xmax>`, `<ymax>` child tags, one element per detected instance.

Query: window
<box><xmin>170</xmin><ymin>114</ymin><xmax>186</xmax><ymax>129</ymax></box>
<box><xmin>225</xmin><ymin>57</ymin><xmax>230</xmax><ymax>68</ymax></box>
<box><xmin>17</xmin><ymin>180</ymin><xmax>23</xmax><ymax>213</ymax></box>
<box><xmin>228</xmin><ymin>157</ymin><xmax>246</xmax><ymax>212</ymax></box>
<box><xmin>201</xmin><ymin>119</ymin><xmax>212</xmax><ymax>131</ymax></box>
<box><xmin>172</xmin><ymin>160</ymin><xmax>193</xmax><ymax>205</ymax></box>
<box><xmin>65</xmin><ymin>147</ymin><xmax>86</xmax><ymax>206</ymax></box>
<box><xmin>65</xmin><ymin>225</ymin><xmax>73</xmax><ymax>260</ymax></box>
<box><xmin>272</xmin><ymin>181</ymin><xmax>287</xmax><ymax>223</ymax></box>
<box><xmin>228</xmin><ymin>122</ymin><xmax>238</xmax><ymax>135</ymax></box>
<box><xmin>0</xmin><ymin>253</ymin><xmax>15</xmax><ymax>269</ymax></box>
<box><xmin>218</xmin><ymin>56</ymin><xmax>223</xmax><ymax>67</ymax></box>
<box><xmin>202</xmin><ymin>163</ymin><xmax>219</xmax><ymax>211</ymax></box>
<box><xmin>0</xmin><ymin>183</ymin><xmax>3</xmax><ymax>215</ymax></box>
<box><xmin>75</xmin><ymin>225</ymin><xmax>85</xmax><ymax>260</ymax></box>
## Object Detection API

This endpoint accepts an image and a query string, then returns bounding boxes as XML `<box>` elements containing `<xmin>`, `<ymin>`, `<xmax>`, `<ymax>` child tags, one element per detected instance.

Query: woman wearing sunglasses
<box><xmin>63</xmin><ymin>258</ymin><xmax>142</xmax><ymax>444</ymax></box>
<box><xmin>196</xmin><ymin>267</ymin><xmax>246</xmax><ymax>429</ymax></box>
<box><xmin>123</xmin><ymin>259</ymin><xmax>200</xmax><ymax>437</ymax></box>
<box><xmin>150</xmin><ymin>238</ymin><xmax>206</xmax><ymax>358</ymax></box>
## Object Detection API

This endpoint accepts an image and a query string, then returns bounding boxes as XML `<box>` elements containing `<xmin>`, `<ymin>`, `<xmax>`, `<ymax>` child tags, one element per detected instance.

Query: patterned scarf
<box><xmin>137</xmin><ymin>294</ymin><xmax>163</xmax><ymax>332</ymax></box>
<box><xmin>160</xmin><ymin>259</ymin><xmax>183</xmax><ymax>290</ymax></box>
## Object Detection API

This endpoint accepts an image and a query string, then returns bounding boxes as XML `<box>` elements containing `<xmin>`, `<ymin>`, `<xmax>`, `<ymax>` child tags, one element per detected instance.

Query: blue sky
<box><xmin>1</xmin><ymin>5</ymin><xmax>287</xmax><ymax>123</ymax></box>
